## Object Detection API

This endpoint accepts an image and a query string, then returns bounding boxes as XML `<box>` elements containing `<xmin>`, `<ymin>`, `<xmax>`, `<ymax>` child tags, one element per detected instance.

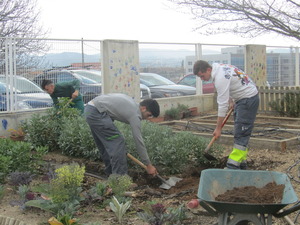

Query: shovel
<box><xmin>204</xmin><ymin>108</ymin><xmax>233</xmax><ymax>161</ymax></box>
<box><xmin>127</xmin><ymin>153</ymin><xmax>182</xmax><ymax>190</ymax></box>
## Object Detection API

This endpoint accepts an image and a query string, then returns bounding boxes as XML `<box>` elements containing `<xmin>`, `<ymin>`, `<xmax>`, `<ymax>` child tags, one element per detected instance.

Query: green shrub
<box><xmin>177</xmin><ymin>103</ymin><xmax>189</xmax><ymax>112</ymax></box>
<box><xmin>0</xmin><ymin>185</ymin><xmax>4</xmax><ymax>201</ymax></box>
<box><xmin>0</xmin><ymin>138</ymin><xmax>47</xmax><ymax>181</ymax></box>
<box><xmin>164</xmin><ymin>104</ymin><xmax>189</xmax><ymax>120</ymax></box>
<box><xmin>158</xmin><ymin>131</ymin><xmax>202</xmax><ymax>174</ymax></box>
<box><xmin>22</xmin><ymin>109</ymin><xmax>63</xmax><ymax>150</ymax></box>
<box><xmin>116</xmin><ymin>121</ymin><xmax>222</xmax><ymax>175</ymax></box>
<box><xmin>22</xmin><ymin>98</ymin><xmax>81</xmax><ymax>151</ymax></box>
<box><xmin>58</xmin><ymin>116</ymin><xmax>99</xmax><ymax>159</ymax></box>
<box><xmin>165</xmin><ymin>107</ymin><xmax>181</xmax><ymax>120</ymax></box>
<box><xmin>55</xmin><ymin>164</ymin><xmax>85</xmax><ymax>187</ymax></box>
<box><xmin>165</xmin><ymin>104</ymin><xmax>189</xmax><ymax>120</ymax></box>
<box><xmin>269</xmin><ymin>92</ymin><xmax>300</xmax><ymax>117</ymax></box>
<box><xmin>107</xmin><ymin>174</ymin><xmax>133</xmax><ymax>197</ymax></box>
<box><xmin>51</xmin><ymin>164</ymin><xmax>85</xmax><ymax>203</ymax></box>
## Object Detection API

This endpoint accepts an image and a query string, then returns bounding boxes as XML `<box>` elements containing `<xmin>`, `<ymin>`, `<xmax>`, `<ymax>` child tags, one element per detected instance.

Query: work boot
<box><xmin>240</xmin><ymin>162</ymin><xmax>248</xmax><ymax>170</ymax></box>
<box><xmin>226</xmin><ymin>163</ymin><xmax>240</xmax><ymax>170</ymax></box>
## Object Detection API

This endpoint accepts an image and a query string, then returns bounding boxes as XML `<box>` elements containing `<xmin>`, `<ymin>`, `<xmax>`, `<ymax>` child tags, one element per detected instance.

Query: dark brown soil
<box><xmin>215</xmin><ymin>182</ymin><xmax>285</xmax><ymax>204</ymax></box>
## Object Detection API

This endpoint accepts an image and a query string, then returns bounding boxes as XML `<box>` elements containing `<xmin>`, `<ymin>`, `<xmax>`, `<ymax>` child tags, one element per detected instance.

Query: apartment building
<box><xmin>185</xmin><ymin>47</ymin><xmax>297</xmax><ymax>86</ymax></box>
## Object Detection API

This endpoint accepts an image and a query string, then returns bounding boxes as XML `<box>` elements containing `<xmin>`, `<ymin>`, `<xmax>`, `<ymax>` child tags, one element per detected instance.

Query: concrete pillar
<box><xmin>245</xmin><ymin>45</ymin><xmax>267</xmax><ymax>87</ymax></box>
<box><xmin>195</xmin><ymin>43</ymin><xmax>203</xmax><ymax>95</ymax></box>
<box><xmin>101</xmin><ymin>39</ymin><xmax>140</xmax><ymax>101</ymax></box>
<box><xmin>295</xmin><ymin>47</ymin><xmax>299</xmax><ymax>86</ymax></box>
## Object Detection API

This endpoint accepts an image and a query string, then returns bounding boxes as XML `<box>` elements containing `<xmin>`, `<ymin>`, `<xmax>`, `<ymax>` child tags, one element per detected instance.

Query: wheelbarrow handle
<box><xmin>199</xmin><ymin>200</ymin><xmax>218</xmax><ymax>216</ymax></box>
<box><xmin>274</xmin><ymin>202</ymin><xmax>300</xmax><ymax>218</ymax></box>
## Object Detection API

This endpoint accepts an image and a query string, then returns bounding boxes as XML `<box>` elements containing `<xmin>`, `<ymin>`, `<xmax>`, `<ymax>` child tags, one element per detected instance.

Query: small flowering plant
<box><xmin>8</xmin><ymin>127</ymin><xmax>25</xmax><ymax>137</ymax></box>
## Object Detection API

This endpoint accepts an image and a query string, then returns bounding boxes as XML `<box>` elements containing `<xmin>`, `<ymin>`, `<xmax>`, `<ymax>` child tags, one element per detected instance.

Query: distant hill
<box><xmin>38</xmin><ymin>48</ymin><xmax>219</xmax><ymax>68</ymax></box>
<box><xmin>39</xmin><ymin>52</ymin><xmax>100</xmax><ymax>68</ymax></box>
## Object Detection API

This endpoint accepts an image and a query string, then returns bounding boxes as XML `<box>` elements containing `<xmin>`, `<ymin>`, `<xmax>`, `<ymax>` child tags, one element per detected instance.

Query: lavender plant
<box><xmin>8</xmin><ymin>171</ymin><xmax>34</xmax><ymax>187</ymax></box>
<box><xmin>137</xmin><ymin>202</ymin><xmax>187</xmax><ymax>225</ymax></box>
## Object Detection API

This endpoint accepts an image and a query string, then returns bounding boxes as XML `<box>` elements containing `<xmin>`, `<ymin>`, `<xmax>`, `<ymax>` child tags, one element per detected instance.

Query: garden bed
<box><xmin>1</xmin><ymin>107</ymin><xmax>300</xmax><ymax>224</ymax></box>
<box><xmin>1</xmin><ymin>147</ymin><xmax>300</xmax><ymax>225</ymax></box>
<box><xmin>159</xmin><ymin>114</ymin><xmax>300</xmax><ymax>151</ymax></box>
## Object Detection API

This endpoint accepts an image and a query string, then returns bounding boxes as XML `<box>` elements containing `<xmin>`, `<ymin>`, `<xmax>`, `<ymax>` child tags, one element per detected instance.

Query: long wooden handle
<box><xmin>221</xmin><ymin>108</ymin><xmax>234</xmax><ymax>128</ymax></box>
<box><xmin>204</xmin><ymin>136</ymin><xmax>217</xmax><ymax>153</ymax></box>
<box><xmin>127</xmin><ymin>153</ymin><xmax>169</xmax><ymax>184</ymax></box>
<box><xmin>127</xmin><ymin>153</ymin><xmax>147</xmax><ymax>170</ymax></box>
<box><xmin>204</xmin><ymin>108</ymin><xmax>233</xmax><ymax>153</ymax></box>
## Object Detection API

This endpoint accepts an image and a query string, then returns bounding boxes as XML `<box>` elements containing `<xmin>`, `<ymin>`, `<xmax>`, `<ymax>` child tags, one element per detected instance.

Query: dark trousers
<box><xmin>85</xmin><ymin>105</ymin><xmax>128</xmax><ymax>175</ymax></box>
<box><xmin>233</xmin><ymin>94</ymin><xmax>259</xmax><ymax>147</ymax></box>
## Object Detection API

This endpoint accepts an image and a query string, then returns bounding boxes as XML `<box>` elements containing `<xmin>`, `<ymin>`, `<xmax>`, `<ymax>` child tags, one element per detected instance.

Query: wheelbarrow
<box><xmin>197</xmin><ymin>169</ymin><xmax>300</xmax><ymax>225</ymax></box>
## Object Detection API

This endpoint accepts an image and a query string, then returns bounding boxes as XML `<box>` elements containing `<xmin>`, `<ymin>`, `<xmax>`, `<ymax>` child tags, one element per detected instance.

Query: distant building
<box><xmin>267</xmin><ymin>52</ymin><xmax>296</xmax><ymax>86</ymax></box>
<box><xmin>185</xmin><ymin>47</ymin><xmax>298</xmax><ymax>86</ymax></box>
<box><xmin>71</xmin><ymin>62</ymin><xmax>101</xmax><ymax>70</ymax></box>
<box><xmin>185</xmin><ymin>47</ymin><xmax>245</xmax><ymax>75</ymax></box>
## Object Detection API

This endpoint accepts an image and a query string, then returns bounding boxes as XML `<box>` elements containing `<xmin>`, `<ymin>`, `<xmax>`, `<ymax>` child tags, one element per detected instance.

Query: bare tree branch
<box><xmin>0</xmin><ymin>0</ymin><xmax>49</xmax><ymax>72</ymax></box>
<box><xmin>169</xmin><ymin>0</ymin><xmax>300</xmax><ymax>41</ymax></box>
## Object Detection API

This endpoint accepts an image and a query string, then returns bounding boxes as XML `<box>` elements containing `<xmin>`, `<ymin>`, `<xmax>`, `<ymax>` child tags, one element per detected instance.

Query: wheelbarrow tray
<box><xmin>198</xmin><ymin>169</ymin><xmax>298</xmax><ymax>214</ymax></box>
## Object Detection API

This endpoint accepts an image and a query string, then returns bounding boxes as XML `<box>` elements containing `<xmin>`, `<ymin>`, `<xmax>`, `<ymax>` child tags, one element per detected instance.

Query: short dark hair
<box><xmin>140</xmin><ymin>99</ymin><xmax>160</xmax><ymax>117</ymax></box>
<box><xmin>193</xmin><ymin>60</ymin><xmax>212</xmax><ymax>75</ymax></box>
<box><xmin>41</xmin><ymin>79</ymin><xmax>53</xmax><ymax>90</ymax></box>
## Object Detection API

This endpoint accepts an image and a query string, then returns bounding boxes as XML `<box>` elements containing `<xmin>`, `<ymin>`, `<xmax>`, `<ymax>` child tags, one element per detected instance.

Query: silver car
<box><xmin>140</xmin><ymin>73</ymin><xmax>196</xmax><ymax>98</ymax></box>
<box><xmin>69</xmin><ymin>70</ymin><xmax>151</xmax><ymax>99</ymax></box>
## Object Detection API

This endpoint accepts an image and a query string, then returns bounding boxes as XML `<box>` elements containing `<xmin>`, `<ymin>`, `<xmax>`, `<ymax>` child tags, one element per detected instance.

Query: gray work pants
<box><xmin>85</xmin><ymin>105</ymin><xmax>128</xmax><ymax>175</ymax></box>
<box><xmin>233</xmin><ymin>94</ymin><xmax>259</xmax><ymax>147</ymax></box>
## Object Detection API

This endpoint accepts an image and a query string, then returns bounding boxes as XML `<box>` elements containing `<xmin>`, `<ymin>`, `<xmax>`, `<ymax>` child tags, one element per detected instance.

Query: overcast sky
<box><xmin>37</xmin><ymin>0</ymin><xmax>299</xmax><ymax>47</ymax></box>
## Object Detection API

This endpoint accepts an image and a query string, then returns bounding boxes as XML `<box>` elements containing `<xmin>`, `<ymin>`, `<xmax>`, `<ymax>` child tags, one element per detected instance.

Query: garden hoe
<box><xmin>204</xmin><ymin>108</ymin><xmax>233</xmax><ymax>161</ymax></box>
<box><xmin>127</xmin><ymin>153</ymin><xmax>182</xmax><ymax>190</ymax></box>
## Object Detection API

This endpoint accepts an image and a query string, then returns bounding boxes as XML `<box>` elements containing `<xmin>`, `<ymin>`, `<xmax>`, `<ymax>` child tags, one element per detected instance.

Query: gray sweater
<box><xmin>91</xmin><ymin>93</ymin><xmax>151</xmax><ymax>165</ymax></box>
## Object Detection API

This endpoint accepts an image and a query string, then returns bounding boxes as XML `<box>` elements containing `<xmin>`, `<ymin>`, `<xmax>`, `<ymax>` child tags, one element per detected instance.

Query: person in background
<box><xmin>85</xmin><ymin>93</ymin><xmax>160</xmax><ymax>176</ymax></box>
<box><xmin>41</xmin><ymin>79</ymin><xmax>84</xmax><ymax>114</ymax></box>
<box><xmin>193</xmin><ymin>60</ymin><xmax>259</xmax><ymax>169</ymax></box>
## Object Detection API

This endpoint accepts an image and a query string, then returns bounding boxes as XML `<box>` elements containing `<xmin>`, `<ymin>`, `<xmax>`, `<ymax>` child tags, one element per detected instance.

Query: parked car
<box><xmin>140</xmin><ymin>73</ymin><xmax>196</xmax><ymax>98</ymax></box>
<box><xmin>0</xmin><ymin>75</ymin><xmax>53</xmax><ymax>111</ymax></box>
<box><xmin>177</xmin><ymin>74</ymin><xmax>215</xmax><ymax>94</ymax></box>
<box><xmin>33</xmin><ymin>70</ymin><xmax>102</xmax><ymax>103</ymax></box>
<box><xmin>68</xmin><ymin>69</ymin><xmax>151</xmax><ymax>99</ymax></box>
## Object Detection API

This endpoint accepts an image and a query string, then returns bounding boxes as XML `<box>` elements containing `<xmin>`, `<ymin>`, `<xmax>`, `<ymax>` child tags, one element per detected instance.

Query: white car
<box><xmin>0</xmin><ymin>75</ymin><xmax>53</xmax><ymax>111</ymax></box>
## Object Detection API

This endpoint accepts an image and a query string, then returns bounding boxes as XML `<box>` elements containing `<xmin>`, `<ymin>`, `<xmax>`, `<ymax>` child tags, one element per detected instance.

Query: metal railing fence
<box><xmin>0</xmin><ymin>37</ymin><xmax>299</xmax><ymax>113</ymax></box>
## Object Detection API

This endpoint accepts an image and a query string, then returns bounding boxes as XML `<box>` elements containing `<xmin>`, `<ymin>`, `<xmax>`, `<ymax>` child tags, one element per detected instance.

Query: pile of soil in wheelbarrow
<box><xmin>215</xmin><ymin>182</ymin><xmax>285</xmax><ymax>204</ymax></box>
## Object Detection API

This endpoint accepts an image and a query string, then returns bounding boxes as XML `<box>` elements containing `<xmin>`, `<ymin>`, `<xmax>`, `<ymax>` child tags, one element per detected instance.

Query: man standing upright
<box><xmin>193</xmin><ymin>60</ymin><xmax>259</xmax><ymax>169</ymax></box>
